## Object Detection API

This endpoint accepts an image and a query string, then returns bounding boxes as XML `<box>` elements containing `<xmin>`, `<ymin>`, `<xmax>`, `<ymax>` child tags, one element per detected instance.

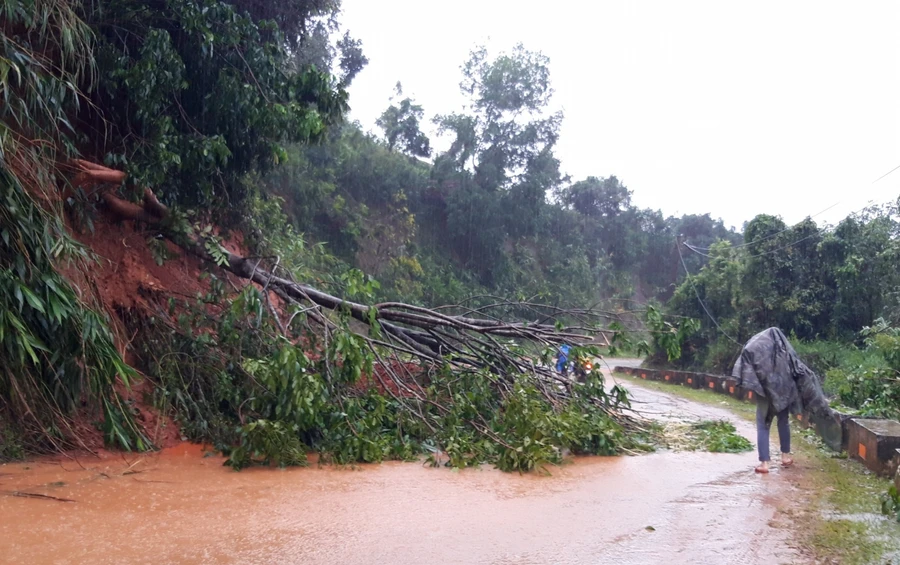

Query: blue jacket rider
<box><xmin>555</xmin><ymin>344</ymin><xmax>571</xmax><ymax>373</ymax></box>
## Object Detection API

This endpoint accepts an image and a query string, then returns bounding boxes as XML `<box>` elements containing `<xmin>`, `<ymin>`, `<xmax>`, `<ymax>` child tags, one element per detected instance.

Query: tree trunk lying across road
<box><xmin>69</xmin><ymin>159</ymin><xmax>618</xmax><ymax>387</ymax></box>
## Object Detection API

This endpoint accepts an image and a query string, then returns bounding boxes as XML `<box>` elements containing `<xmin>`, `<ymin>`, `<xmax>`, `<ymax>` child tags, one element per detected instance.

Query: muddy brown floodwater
<box><xmin>0</xmin><ymin>361</ymin><xmax>804</xmax><ymax>565</ymax></box>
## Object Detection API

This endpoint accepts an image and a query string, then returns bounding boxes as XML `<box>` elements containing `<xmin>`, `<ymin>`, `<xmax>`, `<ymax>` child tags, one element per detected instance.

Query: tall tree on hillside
<box><xmin>820</xmin><ymin>205</ymin><xmax>900</xmax><ymax>336</ymax></box>
<box><xmin>377</xmin><ymin>83</ymin><xmax>431</xmax><ymax>158</ymax></box>
<box><xmin>434</xmin><ymin>44</ymin><xmax>564</xmax><ymax>279</ymax></box>
<box><xmin>436</xmin><ymin>43</ymin><xmax>562</xmax><ymax>193</ymax></box>
<box><xmin>560</xmin><ymin>176</ymin><xmax>638</xmax><ymax>269</ymax></box>
<box><xmin>233</xmin><ymin>0</ymin><xmax>368</xmax><ymax>85</ymax></box>
<box><xmin>230</xmin><ymin>0</ymin><xmax>339</xmax><ymax>45</ymax></box>
<box><xmin>741</xmin><ymin>215</ymin><xmax>831</xmax><ymax>338</ymax></box>
<box><xmin>635</xmin><ymin>209</ymin><xmax>676</xmax><ymax>296</ymax></box>
<box><xmin>80</xmin><ymin>0</ymin><xmax>351</xmax><ymax>213</ymax></box>
<box><xmin>739</xmin><ymin>214</ymin><xmax>790</xmax><ymax>330</ymax></box>
<box><xmin>562</xmin><ymin>176</ymin><xmax>632</xmax><ymax>218</ymax></box>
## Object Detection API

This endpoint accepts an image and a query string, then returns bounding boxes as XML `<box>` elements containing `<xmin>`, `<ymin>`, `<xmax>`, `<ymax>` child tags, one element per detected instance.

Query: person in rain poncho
<box><xmin>732</xmin><ymin>327</ymin><xmax>832</xmax><ymax>473</ymax></box>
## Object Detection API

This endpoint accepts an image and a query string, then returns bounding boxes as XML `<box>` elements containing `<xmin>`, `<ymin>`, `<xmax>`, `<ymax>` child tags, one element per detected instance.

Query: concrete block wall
<box><xmin>893</xmin><ymin>449</ymin><xmax>900</xmax><ymax>492</ymax></box>
<box><xmin>847</xmin><ymin>419</ymin><xmax>900</xmax><ymax>477</ymax></box>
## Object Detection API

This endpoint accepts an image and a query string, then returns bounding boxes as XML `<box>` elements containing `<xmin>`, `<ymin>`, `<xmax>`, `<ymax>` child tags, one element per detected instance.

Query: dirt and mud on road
<box><xmin>0</xmin><ymin>360</ymin><xmax>805</xmax><ymax>565</ymax></box>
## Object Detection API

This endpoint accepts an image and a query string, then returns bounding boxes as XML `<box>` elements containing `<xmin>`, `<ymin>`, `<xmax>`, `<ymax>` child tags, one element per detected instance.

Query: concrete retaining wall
<box><xmin>613</xmin><ymin>365</ymin><xmax>900</xmax><ymax>477</ymax></box>
<box><xmin>847</xmin><ymin>419</ymin><xmax>900</xmax><ymax>477</ymax></box>
<box><xmin>893</xmin><ymin>449</ymin><xmax>900</xmax><ymax>492</ymax></box>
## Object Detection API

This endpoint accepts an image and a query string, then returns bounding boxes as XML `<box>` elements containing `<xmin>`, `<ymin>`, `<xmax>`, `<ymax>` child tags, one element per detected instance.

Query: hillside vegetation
<box><xmin>1</xmin><ymin>0</ymin><xmax>897</xmax><ymax>466</ymax></box>
<box><xmin>0</xmin><ymin>0</ymin><xmax>671</xmax><ymax>468</ymax></box>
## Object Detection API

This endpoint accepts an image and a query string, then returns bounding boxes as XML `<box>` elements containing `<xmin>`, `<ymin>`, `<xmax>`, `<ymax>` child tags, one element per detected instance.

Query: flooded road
<box><xmin>0</xmin><ymin>361</ymin><xmax>803</xmax><ymax>565</ymax></box>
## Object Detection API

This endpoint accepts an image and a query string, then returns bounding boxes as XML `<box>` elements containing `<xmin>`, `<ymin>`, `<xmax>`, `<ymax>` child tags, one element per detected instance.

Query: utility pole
<box><xmin>673</xmin><ymin>234</ymin><xmax>683</xmax><ymax>286</ymax></box>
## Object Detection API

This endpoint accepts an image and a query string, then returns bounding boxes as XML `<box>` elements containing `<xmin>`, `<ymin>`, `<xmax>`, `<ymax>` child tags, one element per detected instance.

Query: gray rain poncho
<box><xmin>731</xmin><ymin>327</ymin><xmax>831</xmax><ymax>417</ymax></box>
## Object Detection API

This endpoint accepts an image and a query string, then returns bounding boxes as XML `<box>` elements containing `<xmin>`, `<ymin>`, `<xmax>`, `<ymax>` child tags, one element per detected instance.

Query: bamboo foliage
<box><xmin>0</xmin><ymin>0</ymin><xmax>145</xmax><ymax>453</ymax></box>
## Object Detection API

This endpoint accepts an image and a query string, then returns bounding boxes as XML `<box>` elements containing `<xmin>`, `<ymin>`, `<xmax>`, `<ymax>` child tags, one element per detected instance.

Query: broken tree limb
<box><xmin>63</xmin><ymin>160</ymin><xmax>653</xmax><ymax>463</ymax></box>
<box><xmin>68</xmin><ymin>160</ymin><xmax>619</xmax><ymax>383</ymax></box>
<box><xmin>3</xmin><ymin>491</ymin><xmax>76</xmax><ymax>503</ymax></box>
<box><xmin>70</xmin><ymin>160</ymin><xmax>168</xmax><ymax>224</ymax></box>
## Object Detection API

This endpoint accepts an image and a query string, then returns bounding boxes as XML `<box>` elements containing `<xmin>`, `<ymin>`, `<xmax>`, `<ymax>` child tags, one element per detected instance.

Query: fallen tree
<box><xmin>3</xmin><ymin>0</ymin><xmax>670</xmax><ymax>469</ymax></box>
<box><xmin>71</xmin><ymin>159</ymin><xmax>616</xmax><ymax>368</ymax></box>
<box><xmin>69</xmin><ymin>159</ymin><xmax>649</xmax><ymax>471</ymax></box>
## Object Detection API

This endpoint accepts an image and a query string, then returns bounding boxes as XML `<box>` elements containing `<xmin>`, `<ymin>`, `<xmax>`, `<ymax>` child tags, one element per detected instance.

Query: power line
<box><xmin>741</xmin><ymin>227</ymin><xmax>826</xmax><ymax>260</ymax></box>
<box><xmin>684</xmin><ymin>197</ymin><xmax>893</xmax><ymax>262</ymax></box>
<box><xmin>688</xmin><ymin>200</ymin><xmax>840</xmax><ymax>252</ymax></box>
<box><xmin>872</xmin><ymin>163</ymin><xmax>900</xmax><ymax>185</ymax></box>
<box><xmin>674</xmin><ymin>172</ymin><xmax>900</xmax><ymax>348</ymax></box>
<box><xmin>711</xmin><ymin>167</ymin><xmax>900</xmax><ymax>253</ymax></box>
<box><xmin>689</xmin><ymin>164</ymin><xmax>899</xmax><ymax>254</ymax></box>
<box><xmin>740</xmin><ymin>197</ymin><xmax>894</xmax><ymax>259</ymax></box>
<box><xmin>675</xmin><ymin>237</ymin><xmax>740</xmax><ymax>345</ymax></box>
<box><xmin>682</xmin><ymin>225</ymin><xmax>827</xmax><ymax>261</ymax></box>
<box><xmin>682</xmin><ymin>241</ymin><xmax>712</xmax><ymax>257</ymax></box>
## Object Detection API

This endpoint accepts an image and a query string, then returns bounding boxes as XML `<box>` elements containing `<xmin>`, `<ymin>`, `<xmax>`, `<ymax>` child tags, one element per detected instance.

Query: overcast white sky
<box><xmin>340</xmin><ymin>1</ymin><xmax>900</xmax><ymax>231</ymax></box>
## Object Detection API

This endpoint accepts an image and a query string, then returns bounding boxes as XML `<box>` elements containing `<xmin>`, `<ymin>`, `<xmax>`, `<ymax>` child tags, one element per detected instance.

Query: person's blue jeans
<box><xmin>756</xmin><ymin>396</ymin><xmax>790</xmax><ymax>462</ymax></box>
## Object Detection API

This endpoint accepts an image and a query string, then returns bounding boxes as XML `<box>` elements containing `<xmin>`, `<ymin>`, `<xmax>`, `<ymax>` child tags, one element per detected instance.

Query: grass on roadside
<box><xmin>661</xmin><ymin>420</ymin><xmax>753</xmax><ymax>453</ymax></box>
<box><xmin>614</xmin><ymin>372</ymin><xmax>900</xmax><ymax>565</ymax></box>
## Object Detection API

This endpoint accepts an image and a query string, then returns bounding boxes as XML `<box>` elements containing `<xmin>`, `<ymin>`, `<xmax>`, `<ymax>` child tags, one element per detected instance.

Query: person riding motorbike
<box><xmin>556</xmin><ymin>344</ymin><xmax>597</xmax><ymax>382</ymax></box>
<box><xmin>555</xmin><ymin>344</ymin><xmax>571</xmax><ymax>376</ymax></box>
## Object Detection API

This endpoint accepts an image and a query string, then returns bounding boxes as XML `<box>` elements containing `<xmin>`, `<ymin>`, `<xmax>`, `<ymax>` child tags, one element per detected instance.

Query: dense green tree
<box><xmin>263</xmin><ymin>124</ymin><xmax>428</xmax><ymax>262</ymax></box>
<box><xmin>560</xmin><ymin>176</ymin><xmax>640</xmax><ymax>270</ymax></box>
<box><xmin>562</xmin><ymin>175</ymin><xmax>632</xmax><ymax>218</ymax></box>
<box><xmin>740</xmin><ymin>215</ymin><xmax>830</xmax><ymax>338</ymax></box>
<box><xmin>431</xmin><ymin>44</ymin><xmax>564</xmax><ymax>279</ymax></box>
<box><xmin>665</xmin><ymin>206</ymin><xmax>900</xmax><ymax>371</ymax></box>
<box><xmin>821</xmin><ymin>205</ymin><xmax>900</xmax><ymax>337</ymax></box>
<box><xmin>376</xmin><ymin>83</ymin><xmax>431</xmax><ymax>158</ymax></box>
<box><xmin>437</xmin><ymin>44</ymin><xmax>562</xmax><ymax>191</ymax></box>
<box><xmin>81</xmin><ymin>0</ymin><xmax>349</xmax><ymax>211</ymax></box>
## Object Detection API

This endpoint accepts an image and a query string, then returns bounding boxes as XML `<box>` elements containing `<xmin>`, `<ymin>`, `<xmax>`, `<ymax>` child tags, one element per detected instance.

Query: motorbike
<box><xmin>571</xmin><ymin>356</ymin><xmax>595</xmax><ymax>383</ymax></box>
<box><xmin>559</xmin><ymin>355</ymin><xmax>597</xmax><ymax>382</ymax></box>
